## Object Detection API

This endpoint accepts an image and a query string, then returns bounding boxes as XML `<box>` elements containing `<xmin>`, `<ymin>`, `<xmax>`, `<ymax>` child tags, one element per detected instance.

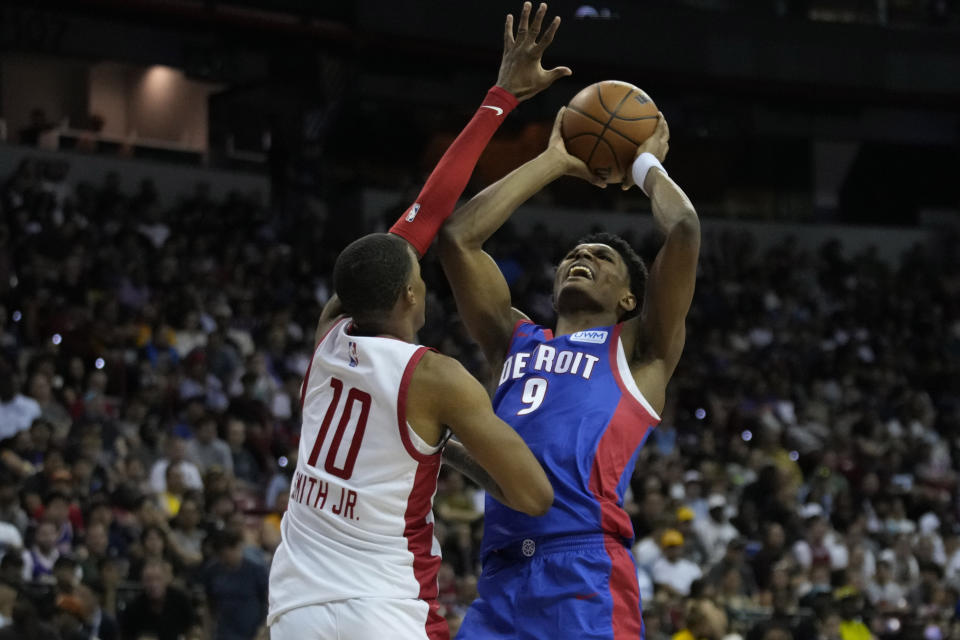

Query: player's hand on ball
<box><xmin>622</xmin><ymin>113</ymin><xmax>670</xmax><ymax>191</ymax></box>
<box><xmin>496</xmin><ymin>2</ymin><xmax>572</xmax><ymax>102</ymax></box>
<box><xmin>548</xmin><ymin>108</ymin><xmax>606</xmax><ymax>188</ymax></box>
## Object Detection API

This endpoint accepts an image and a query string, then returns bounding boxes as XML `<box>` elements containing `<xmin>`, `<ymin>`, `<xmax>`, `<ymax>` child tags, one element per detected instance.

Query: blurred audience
<box><xmin>1</xmin><ymin>156</ymin><xmax>959</xmax><ymax>639</ymax></box>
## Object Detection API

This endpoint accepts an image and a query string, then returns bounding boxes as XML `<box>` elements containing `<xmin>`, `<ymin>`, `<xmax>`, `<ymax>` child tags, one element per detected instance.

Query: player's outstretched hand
<box><xmin>547</xmin><ymin>107</ymin><xmax>606</xmax><ymax>188</ymax></box>
<box><xmin>622</xmin><ymin>113</ymin><xmax>670</xmax><ymax>191</ymax></box>
<box><xmin>496</xmin><ymin>2</ymin><xmax>572</xmax><ymax>102</ymax></box>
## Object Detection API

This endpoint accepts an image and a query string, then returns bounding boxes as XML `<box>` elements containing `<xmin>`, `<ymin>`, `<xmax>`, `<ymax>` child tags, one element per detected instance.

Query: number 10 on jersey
<box><xmin>307</xmin><ymin>378</ymin><xmax>371</xmax><ymax>480</ymax></box>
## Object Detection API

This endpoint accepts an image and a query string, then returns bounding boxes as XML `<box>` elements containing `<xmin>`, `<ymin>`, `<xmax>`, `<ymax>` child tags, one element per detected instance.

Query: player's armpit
<box><xmin>437</xmin><ymin>241</ymin><xmax>517</xmax><ymax>366</ymax></box>
<box><xmin>442</xmin><ymin>439</ymin><xmax>508</xmax><ymax>505</ymax></box>
<box><xmin>408</xmin><ymin>352</ymin><xmax>553</xmax><ymax>516</ymax></box>
<box><xmin>438</xmin><ymin>151</ymin><xmax>566</xmax><ymax>365</ymax></box>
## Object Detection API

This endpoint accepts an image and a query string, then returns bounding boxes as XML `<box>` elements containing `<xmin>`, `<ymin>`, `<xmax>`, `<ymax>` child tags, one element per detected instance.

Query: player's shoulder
<box><xmin>407</xmin><ymin>351</ymin><xmax>485</xmax><ymax>422</ymax></box>
<box><xmin>314</xmin><ymin>314</ymin><xmax>347</xmax><ymax>347</ymax></box>
<box><xmin>412</xmin><ymin>350</ymin><xmax>468</xmax><ymax>383</ymax></box>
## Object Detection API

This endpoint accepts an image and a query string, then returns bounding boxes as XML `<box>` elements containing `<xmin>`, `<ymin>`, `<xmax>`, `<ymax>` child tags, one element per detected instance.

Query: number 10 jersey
<box><xmin>267</xmin><ymin>318</ymin><xmax>444</xmax><ymax>626</ymax></box>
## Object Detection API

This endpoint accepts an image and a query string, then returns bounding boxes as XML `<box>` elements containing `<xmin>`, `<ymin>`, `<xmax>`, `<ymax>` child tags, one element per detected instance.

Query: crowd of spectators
<box><xmin>0</xmin><ymin>154</ymin><xmax>958</xmax><ymax>640</ymax></box>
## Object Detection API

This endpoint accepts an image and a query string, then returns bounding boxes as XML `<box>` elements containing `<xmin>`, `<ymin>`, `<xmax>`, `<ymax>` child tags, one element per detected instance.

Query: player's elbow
<box><xmin>439</xmin><ymin>207</ymin><xmax>486</xmax><ymax>252</ymax></box>
<box><xmin>510</xmin><ymin>477</ymin><xmax>554</xmax><ymax>517</ymax></box>
<box><xmin>672</xmin><ymin>209</ymin><xmax>700</xmax><ymax>239</ymax></box>
<box><xmin>437</xmin><ymin>226</ymin><xmax>459</xmax><ymax>256</ymax></box>
<box><xmin>438</xmin><ymin>223</ymin><xmax>471</xmax><ymax>255</ymax></box>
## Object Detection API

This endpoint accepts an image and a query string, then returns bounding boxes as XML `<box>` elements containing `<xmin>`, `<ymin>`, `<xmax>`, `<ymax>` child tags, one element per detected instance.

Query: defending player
<box><xmin>439</xmin><ymin>111</ymin><xmax>699</xmax><ymax>638</ymax></box>
<box><xmin>268</xmin><ymin>4</ymin><xmax>568</xmax><ymax>639</ymax></box>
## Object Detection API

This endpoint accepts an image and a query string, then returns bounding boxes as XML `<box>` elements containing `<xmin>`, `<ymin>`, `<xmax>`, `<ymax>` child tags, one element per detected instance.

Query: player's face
<box><xmin>553</xmin><ymin>243</ymin><xmax>633</xmax><ymax>317</ymax></box>
<box><xmin>406</xmin><ymin>247</ymin><xmax>427</xmax><ymax>330</ymax></box>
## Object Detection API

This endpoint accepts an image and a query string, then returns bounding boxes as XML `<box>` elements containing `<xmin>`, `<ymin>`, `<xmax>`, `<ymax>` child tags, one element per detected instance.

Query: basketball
<box><xmin>561</xmin><ymin>81</ymin><xmax>659</xmax><ymax>183</ymax></box>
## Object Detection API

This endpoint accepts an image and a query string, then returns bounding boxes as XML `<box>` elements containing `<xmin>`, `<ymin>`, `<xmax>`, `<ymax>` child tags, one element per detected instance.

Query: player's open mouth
<box><xmin>567</xmin><ymin>264</ymin><xmax>594</xmax><ymax>280</ymax></box>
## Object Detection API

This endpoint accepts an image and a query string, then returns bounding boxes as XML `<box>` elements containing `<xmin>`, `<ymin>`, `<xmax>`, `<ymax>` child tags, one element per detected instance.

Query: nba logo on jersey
<box><xmin>348</xmin><ymin>341</ymin><xmax>359</xmax><ymax>367</ymax></box>
<box><xmin>569</xmin><ymin>330</ymin><xmax>608</xmax><ymax>344</ymax></box>
<box><xmin>405</xmin><ymin>203</ymin><xmax>421</xmax><ymax>222</ymax></box>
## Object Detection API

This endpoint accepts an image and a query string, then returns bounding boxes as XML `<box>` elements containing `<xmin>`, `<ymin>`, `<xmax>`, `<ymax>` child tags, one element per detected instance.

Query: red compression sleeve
<box><xmin>390</xmin><ymin>86</ymin><xmax>519</xmax><ymax>256</ymax></box>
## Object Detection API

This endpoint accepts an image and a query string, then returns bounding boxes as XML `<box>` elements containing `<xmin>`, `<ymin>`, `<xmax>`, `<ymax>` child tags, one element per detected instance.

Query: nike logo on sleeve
<box><xmin>480</xmin><ymin>105</ymin><xmax>504</xmax><ymax>116</ymax></box>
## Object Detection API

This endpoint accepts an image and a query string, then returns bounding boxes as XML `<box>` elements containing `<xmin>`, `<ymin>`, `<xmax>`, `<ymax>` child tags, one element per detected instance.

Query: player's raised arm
<box><xmin>389</xmin><ymin>2</ymin><xmax>570</xmax><ymax>258</ymax></box>
<box><xmin>623</xmin><ymin>116</ymin><xmax>700</xmax><ymax>377</ymax></box>
<box><xmin>407</xmin><ymin>351</ymin><xmax>553</xmax><ymax>516</ymax></box>
<box><xmin>439</xmin><ymin>108</ymin><xmax>601</xmax><ymax>365</ymax></box>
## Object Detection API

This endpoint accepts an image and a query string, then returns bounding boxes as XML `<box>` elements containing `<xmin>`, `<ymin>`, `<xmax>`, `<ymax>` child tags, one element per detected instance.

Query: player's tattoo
<box><xmin>442</xmin><ymin>439</ymin><xmax>507</xmax><ymax>504</ymax></box>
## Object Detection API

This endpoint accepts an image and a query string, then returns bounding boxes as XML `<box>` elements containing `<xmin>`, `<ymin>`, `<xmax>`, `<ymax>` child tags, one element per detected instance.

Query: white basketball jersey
<box><xmin>268</xmin><ymin>317</ymin><xmax>445</xmax><ymax>624</ymax></box>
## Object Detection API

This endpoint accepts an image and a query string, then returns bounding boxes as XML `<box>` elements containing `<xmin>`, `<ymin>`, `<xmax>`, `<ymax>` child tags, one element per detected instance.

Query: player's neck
<box><xmin>350</xmin><ymin>317</ymin><xmax>414</xmax><ymax>343</ymax></box>
<box><xmin>554</xmin><ymin>310</ymin><xmax>620</xmax><ymax>337</ymax></box>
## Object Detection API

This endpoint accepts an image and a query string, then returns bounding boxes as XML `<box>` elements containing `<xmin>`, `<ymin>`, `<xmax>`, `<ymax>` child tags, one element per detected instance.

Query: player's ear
<box><xmin>618</xmin><ymin>291</ymin><xmax>637</xmax><ymax>315</ymax></box>
<box><xmin>403</xmin><ymin>283</ymin><xmax>416</xmax><ymax>306</ymax></box>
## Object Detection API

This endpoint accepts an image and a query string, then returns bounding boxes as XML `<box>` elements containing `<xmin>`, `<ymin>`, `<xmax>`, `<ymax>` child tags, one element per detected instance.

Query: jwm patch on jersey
<box><xmin>483</xmin><ymin>321</ymin><xmax>661</xmax><ymax>556</ymax></box>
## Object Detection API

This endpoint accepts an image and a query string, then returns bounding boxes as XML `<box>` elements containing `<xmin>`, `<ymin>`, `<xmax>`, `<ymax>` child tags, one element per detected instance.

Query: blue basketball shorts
<box><xmin>456</xmin><ymin>533</ymin><xmax>644</xmax><ymax>640</ymax></box>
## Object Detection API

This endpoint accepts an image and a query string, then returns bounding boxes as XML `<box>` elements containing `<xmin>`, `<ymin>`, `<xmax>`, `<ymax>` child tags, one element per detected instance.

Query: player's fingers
<box><xmin>536</xmin><ymin>16</ymin><xmax>561</xmax><ymax>50</ymax></box>
<box><xmin>550</xmin><ymin>107</ymin><xmax>566</xmax><ymax>138</ymax></box>
<box><xmin>579</xmin><ymin>166</ymin><xmax>604</xmax><ymax>187</ymax></box>
<box><xmin>546</xmin><ymin>66</ymin><xmax>572</xmax><ymax>82</ymax></box>
<box><xmin>504</xmin><ymin>14</ymin><xmax>515</xmax><ymax>46</ymax></box>
<box><xmin>529</xmin><ymin>3</ymin><xmax>548</xmax><ymax>41</ymax></box>
<box><xmin>516</xmin><ymin>2</ymin><xmax>532</xmax><ymax>42</ymax></box>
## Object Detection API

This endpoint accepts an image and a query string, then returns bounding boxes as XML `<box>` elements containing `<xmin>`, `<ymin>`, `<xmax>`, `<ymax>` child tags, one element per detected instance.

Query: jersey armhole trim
<box><xmin>610</xmin><ymin>323</ymin><xmax>661</xmax><ymax>421</ymax></box>
<box><xmin>300</xmin><ymin>317</ymin><xmax>348</xmax><ymax>411</ymax></box>
<box><xmin>505</xmin><ymin>318</ymin><xmax>533</xmax><ymax>355</ymax></box>
<box><xmin>397</xmin><ymin>346</ymin><xmax>442</xmax><ymax>463</ymax></box>
<box><xmin>505</xmin><ymin>318</ymin><xmax>551</xmax><ymax>355</ymax></box>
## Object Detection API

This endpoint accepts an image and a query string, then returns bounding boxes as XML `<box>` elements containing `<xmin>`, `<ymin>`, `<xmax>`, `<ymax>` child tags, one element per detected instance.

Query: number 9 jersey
<box><xmin>483</xmin><ymin>320</ymin><xmax>661</xmax><ymax>557</ymax></box>
<box><xmin>267</xmin><ymin>318</ymin><xmax>446</xmax><ymax>632</ymax></box>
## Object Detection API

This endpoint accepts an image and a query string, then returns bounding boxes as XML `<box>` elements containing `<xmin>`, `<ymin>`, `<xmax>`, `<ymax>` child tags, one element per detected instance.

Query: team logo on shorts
<box><xmin>521</xmin><ymin>538</ymin><xmax>536</xmax><ymax>557</ymax></box>
<box><xmin>348</xmin><ymin>341</ymin><xmax>359</xmax><ymax>367</ymax></box>
<box><xmin>405</xmin><ymin>203</ymin><xmax>421</xmax><ymax>222</ymax></box>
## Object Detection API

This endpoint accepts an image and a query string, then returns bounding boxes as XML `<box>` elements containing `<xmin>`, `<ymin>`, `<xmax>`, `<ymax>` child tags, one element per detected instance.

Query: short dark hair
<box><xmin>575</xmin><ymin>232</ymin><xmax>648</xmax><ymax>320</ymax></box>
<box><xmin>333</xmin><ymin>233</ymin><xmax>413</xmax><ymax>320</ymax></box>
<box><xmin>44</xmin><ymin>491</ymin><xmax>69</xmax><ymax>506</ymax></box>
<box><xmin>212</xmin><ymin>527</ymin><xmax>243</xmax><ymax>552</ymax></box>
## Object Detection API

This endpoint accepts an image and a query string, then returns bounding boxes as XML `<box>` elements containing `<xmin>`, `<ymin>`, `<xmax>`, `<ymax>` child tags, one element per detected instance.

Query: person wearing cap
<box><xmin>835</xmin><ymin>587</ymin><xmax>871</xmax><ymax>640</ymax></box>
<box><xmin>675</xmin><ymin>505</ymin><xmax>708</xmax><ymax>566</ymax></box>
<box><xmin>695</xmin><ymin>494</ymin><xmax>740</xmax><ymax>566</ymax></box>
<box><xmin>682</xmin><ymin>470</ymin><xmax>709</xmax><ymax>522</ymax></box>
<box><xmin>792</xmin><ymin>503</ymin><xmax>847</xmax><ymax>571</ymax></box>
<box><xmin>652</xmin><ymin>529</ymin><xmax>703</xmax><ymax>597</ymax></box>
<box><xmin>633</xmin><ymin>521</ymin><xmax>667</xmax><ymax>574</ymax></box>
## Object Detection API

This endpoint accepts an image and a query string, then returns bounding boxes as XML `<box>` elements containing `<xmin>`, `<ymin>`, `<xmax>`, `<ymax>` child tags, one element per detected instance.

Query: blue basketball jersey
<box><xmin>481</xmin><ymin>320</ymin><xmax>661</xmax><ymax>557</ymax></box>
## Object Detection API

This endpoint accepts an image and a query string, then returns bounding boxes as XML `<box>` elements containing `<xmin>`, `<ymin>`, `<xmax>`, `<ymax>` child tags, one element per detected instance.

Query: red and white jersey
<box><xmin>268</xmin><ymin>318</ymin><xmax>445</xmax><ymax>624</ymax></box>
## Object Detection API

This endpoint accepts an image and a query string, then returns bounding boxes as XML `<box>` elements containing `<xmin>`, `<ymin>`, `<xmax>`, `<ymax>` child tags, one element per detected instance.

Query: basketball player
<box><xmin>268</xmin><ymin>4</ymin><xmax>568</xmax><ymax>639</ymax></box>
<box><xmin>439</xmin><ymin>110</ymin><xmax>699</xmax><ymax>639</ymax></box>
